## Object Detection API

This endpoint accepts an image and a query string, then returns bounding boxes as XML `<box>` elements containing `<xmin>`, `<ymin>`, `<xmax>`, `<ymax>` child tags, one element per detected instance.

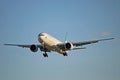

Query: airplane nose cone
<box><xmin>38</xmin><ymin>33</ymin><xmax>45</xmax><ymax>43</ymax></box>
<box><xmin>38</xmin><ymin>36</ymin><xmax>44</xmax><ymax>43</ymax></box>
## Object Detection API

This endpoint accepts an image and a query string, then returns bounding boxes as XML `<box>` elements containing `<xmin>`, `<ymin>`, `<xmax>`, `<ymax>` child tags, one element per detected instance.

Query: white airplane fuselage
<box><xmin>38</xmin><ymin>33</ymin><xmax>66</xmax><ymax>54</ymax></box>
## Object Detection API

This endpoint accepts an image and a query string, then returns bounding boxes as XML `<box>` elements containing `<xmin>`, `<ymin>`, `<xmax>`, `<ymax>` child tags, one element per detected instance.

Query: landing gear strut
<box><xmin>43</xmin><ymin>52</ymin><xmax>48</xmax><ymax>57</ymax></box>
<box><xmin>42</xmin><ymin>46</ymin><xmax>48</xmax><ymax>57</ymax></box>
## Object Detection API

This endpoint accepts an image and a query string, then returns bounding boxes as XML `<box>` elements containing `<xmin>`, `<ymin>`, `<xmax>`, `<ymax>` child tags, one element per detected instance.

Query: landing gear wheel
<box><xmin>63</xmin><ymin>53</ymin><xmax>68</xmax><ymax>56</ymax></box>
<box><xmin>43</xmin><ymin>53</ymin><xmax>48</xmax><ymax>57</ymax></box>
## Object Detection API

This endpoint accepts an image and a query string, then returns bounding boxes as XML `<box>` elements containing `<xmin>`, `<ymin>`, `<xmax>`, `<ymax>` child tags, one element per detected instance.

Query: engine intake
<box><xmin>65</xmin><ymin>42</ymin><xmax>73</xmax><ymax>50</ymax></box>
<box><xmin>30</xmin><ymin>45</ymin><xmax>38</xmax><ymax>52</ymax></box>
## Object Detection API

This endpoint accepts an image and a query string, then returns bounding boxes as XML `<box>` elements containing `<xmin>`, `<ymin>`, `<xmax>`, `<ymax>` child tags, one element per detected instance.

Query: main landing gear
<box><xmin>63</xmin><ymin>53</ymin><xmax>68</xmax><ymax>56</ymax></box>
<box><xmin>43</xmin><ymin>52</ymin><xmax>48</xmax><ymax>57</ymax></box>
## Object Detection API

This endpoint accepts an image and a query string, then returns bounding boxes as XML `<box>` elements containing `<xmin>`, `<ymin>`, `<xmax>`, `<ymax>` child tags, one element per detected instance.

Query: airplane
<box><xmin>4</xmin><ymin>32</ymin><xmax>114</xmax><ymax>57</ymax></box>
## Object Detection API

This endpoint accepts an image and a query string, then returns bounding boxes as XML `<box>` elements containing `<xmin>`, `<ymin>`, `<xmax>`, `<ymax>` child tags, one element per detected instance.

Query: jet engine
<box><xmin>65</xmin><ymin>42</ymin><xmax>73</xmax><ymax>50</ymax></box>
<box><xmin>30</xmin><ymin>44</ymin><xmax>38</xmax><ymax>52</ymax></box>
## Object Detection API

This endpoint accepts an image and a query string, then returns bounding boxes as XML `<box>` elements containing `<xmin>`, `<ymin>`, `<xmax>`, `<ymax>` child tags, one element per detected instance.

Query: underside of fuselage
<box><xmin>44</xmin><ymin>43</ymin><xmax>68</xmax><ymax>56</ymax></box>
<box><xmin>38</xmin><ymin>33</ymin><xmax>68</xmax><ymax>57</ymax></box>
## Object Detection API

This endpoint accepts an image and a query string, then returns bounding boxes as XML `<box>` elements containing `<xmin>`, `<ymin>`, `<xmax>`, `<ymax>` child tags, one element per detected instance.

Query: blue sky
<box><xmin>0</xmin><ymin>0</ymin><xmax>120</xmax><ymax>80</ymax></box>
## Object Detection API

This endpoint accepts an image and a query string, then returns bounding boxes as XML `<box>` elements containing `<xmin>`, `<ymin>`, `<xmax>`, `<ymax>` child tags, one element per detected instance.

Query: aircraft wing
<box><xmin>72</xmin><ymin>38</ymin><xmax>114</xmax><ymax>47</ymax></box>
<box><xmin>4</xmin><ymin>44</ymin><xmax>42</xmax><ymax>48</ymax></box>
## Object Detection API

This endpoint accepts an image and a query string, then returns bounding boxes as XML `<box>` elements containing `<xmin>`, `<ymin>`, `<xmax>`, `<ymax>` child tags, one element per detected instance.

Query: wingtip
<box><xmin>4</xmin><ymin>44</ymin><xmax>10</xmax><ymax>46</ymax></box>
<box><xmin>4</xmin><ymin>44</ymin><xmax>17</xmax><ymax>46</ymax></box>
<box><xmin>108</xmin><ymin>38</ymin><xmax>115</xmax><ymax>40</ymax></box>
<box><xmin>99</xmin><ymin>38</ymin><xmax>115</xmax><ymax>41</ymax></box>
<box><xmin>4</xmin><ymin>44</ymin><xmax>8</xmax><ymax>45</ymax></box>
<box><xmin>4</xmin><ymin>44</ymin><xmax>11</xmax><ymax>45</ymax></box>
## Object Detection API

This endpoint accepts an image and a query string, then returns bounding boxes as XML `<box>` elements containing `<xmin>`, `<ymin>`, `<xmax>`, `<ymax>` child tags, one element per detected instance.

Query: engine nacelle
<box><xmin>30</xmin><ymin>44</ymin><xmax>38</xmax><ymax>52</ymax></box>
<box><xmin>65</xmin><ymin>42</ymin><xmax>73</xmax><ymax>50</ymax></box>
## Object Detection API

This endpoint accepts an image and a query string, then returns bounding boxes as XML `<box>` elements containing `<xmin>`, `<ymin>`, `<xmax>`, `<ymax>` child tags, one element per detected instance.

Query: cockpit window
<box><xmin>38</xmin><ymin>33</ymin><xmax>45</xmax><ymax>37</ymax></box>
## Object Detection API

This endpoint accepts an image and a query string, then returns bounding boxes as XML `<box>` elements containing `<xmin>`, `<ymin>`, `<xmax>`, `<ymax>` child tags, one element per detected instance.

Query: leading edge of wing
<box><xmin>96</xmin><ymin>38</ymin><xmax>114</xmax><ymax>41</ymax></box>
<box><xmin>4</xmin><ymin>44</ymin><xmax>42</xmax><ymax>48</ymax></box>
<box><xmin>72</xmin><ymin>38</ymin><xmax>114</xmax><ymax>47</ymax></box>
<box><xmin>4</xmin><ymin>44</ymin><xmax>31</xmax><ymax>48</ymax></box>
<box><xmin>72</xmin><ymin>47</ymin><xmax>86</xmax><ymax>50</ymax></box>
